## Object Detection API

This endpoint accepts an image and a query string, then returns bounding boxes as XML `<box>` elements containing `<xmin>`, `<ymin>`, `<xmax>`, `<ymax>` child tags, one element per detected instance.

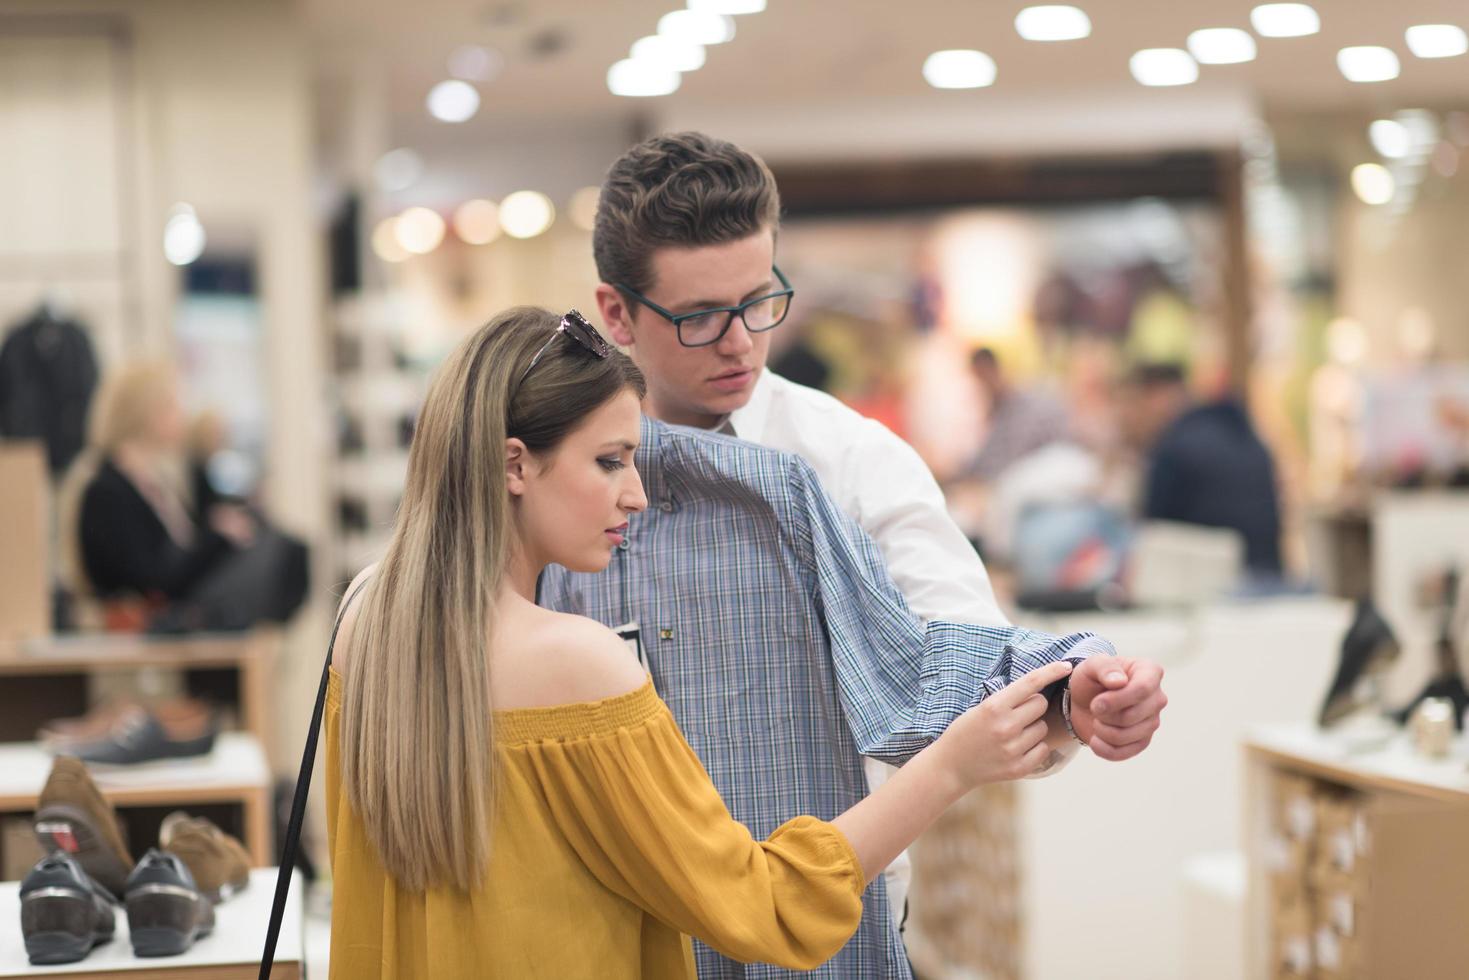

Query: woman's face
<box><xmin>511</xmin><ymin>389</ymin><xmax>647</xmax><ymax>573</ymax></box>
<box><xmin>147</xmin><ymin>387</ymin><xmax>187</xmax><ymax>452</ymax></box>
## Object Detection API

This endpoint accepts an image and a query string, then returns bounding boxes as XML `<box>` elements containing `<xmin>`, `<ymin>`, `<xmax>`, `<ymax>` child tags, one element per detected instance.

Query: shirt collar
<box><xmin>727</xmin><ymin>368</ymin><xmax>774</xmax><ymax>442</ymax></box>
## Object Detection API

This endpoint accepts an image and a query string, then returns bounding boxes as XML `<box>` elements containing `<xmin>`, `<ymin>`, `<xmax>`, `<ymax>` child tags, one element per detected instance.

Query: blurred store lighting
<box><xmin>1350</xmin><ymin>163</ymin><xmax>1396</xmax><ymax>205</ymax></box>
<box><xmin>1014</xmin><ymin>6</ymin><xmax>1091</xmax><ymax>42</ymax></box>
<box><xmin>608</xmin><ymin>58</ymin><xmax>681</xmax><ymax>96</ymax></box>
<box><xmin>1398</xmin><ymin>307</ymin><xmax>1436</xmax><ymax>361</ymax></box>
<box><xmin>1250</xmin><ymin>3</ymin><xmax>1320</xmax><ymax>38</ymax></box>
<box><xmin>1449</xmin><ymin>112</ymin><xmax>1469</xmax><ymax>147</ymax></box>
<box><xmin>687</xmin><ymin>0</ymin><xmax>765</xmax><ymax>14</ymax></box>
<box><xmin>1336</xmin><ymin>46</ymin><xmax>1400</xmax><ymax>83</ymax></box>
<box><xmin>395</xmin><ymin>207</ymin><xmax>447</xmax><ymax>254</ymax></box>
<box><xmin>374</xmin><ymin>148</ymin><xmax>424</xmax><ymax>192</ymax></box>
<box><xmin>1326</xmin><ymin>318</ymin><xmax>1367</xmax><ymax>366</ymax></box>
<box><xmin>1129</xmin><ymin>48</ymin><xmax>1198</xmax><ymax>87</ymax></box>
<box><xmin>569</xmin><ymin>186</ymin><xmax>600</xmax><ymax>231</ymax></box>
<box><xmin>371</xmin><ymin>218</ymin><xmax>410</xmax><ymax>263</ymax></box>
<box><xmin>1405</xmin><ymin>25</ymin><xmax>1468</xmax><ymax>59</ymax></box>
<box><xmin>658</xmin><ymin>9</ymin><xmax>735</xmax><ymax>45</ymax></box>
<box><xmin>499</xmin><ymin>191</ymin><xmax>555</xmax><ymax>239</ymax></box>
<box><xmin>631</xmin><ymin>34</ymin><xmax>706</xmax><ymax>72</ymax></box>
<box><xmin>1369</xmin><ymin>119</ymin><xmax>1412</xmax><ymax>159</ymax></box>
<box><xmin>453</xmin><ymin>199</ymin><xmax>501</xmax><ymax>245</ymax></box>
<box><xmin>163</xmin><ymin>204</ymin><xmax>206</xmax><ymax>266</ymax></box>
<box><xmin>449</xmin><ymin>44</ymin><xmax>504</xmax><ymax>82</ymax></box>
<box><xmin>426</xmin><ymin>80</ymin><xmax>480</xmax><ymax>122</ymax></box>
<box><xmin>1431</xmin><ymin>142</ymin><xmax>1460</xmax><ymax>178</ymax></box>
<box><xmin>1187</xmin><ymin>28</ymin><xmax>1257</xmax><ymax>64</ymax></box>
<box><xmin>923</xmin><ymin>49</ymin><xmax>997</xmax><ymax>89</ymax></box>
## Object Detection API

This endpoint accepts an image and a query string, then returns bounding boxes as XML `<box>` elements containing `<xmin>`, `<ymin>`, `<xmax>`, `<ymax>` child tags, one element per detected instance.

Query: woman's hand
<box><xmin>934</xmin><ymin>660</ymin><xmax>1074</xmax><ymax>789</ymax></box>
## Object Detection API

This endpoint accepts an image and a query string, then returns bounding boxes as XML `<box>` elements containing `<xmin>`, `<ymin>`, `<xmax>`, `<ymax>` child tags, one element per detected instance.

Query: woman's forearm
<box><xmin>831</xmin><ymin>744</ymin><xmax>965</xmax><ymax>885</ymax></box>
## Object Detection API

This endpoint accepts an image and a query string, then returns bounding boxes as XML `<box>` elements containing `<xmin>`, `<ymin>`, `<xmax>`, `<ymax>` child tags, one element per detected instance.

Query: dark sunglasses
<box><xmin>519</xmin><ymin>309</ymin><xmax>613</xmax><ymax>386</ymax></box>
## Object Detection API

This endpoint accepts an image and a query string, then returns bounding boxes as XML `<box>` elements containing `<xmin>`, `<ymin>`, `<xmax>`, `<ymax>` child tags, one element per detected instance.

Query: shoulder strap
<box><xmin>259</xmin><ymin>578</ymin><xmax>370</xmax><ymax>979</ymax></box>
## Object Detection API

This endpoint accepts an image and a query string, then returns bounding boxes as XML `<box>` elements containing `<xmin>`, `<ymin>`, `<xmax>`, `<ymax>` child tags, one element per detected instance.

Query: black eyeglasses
<box><xmin>615</xmin><ymin>266</ymin><xmax>794</xmax><ymax>348</ymax></box>
<box><xmin>519</xmin><ymin>309</ymin><xmax>613</xmax><ymax>386</ymax></box>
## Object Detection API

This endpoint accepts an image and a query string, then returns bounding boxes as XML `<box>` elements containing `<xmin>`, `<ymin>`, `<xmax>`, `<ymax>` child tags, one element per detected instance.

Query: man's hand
<box><xmin>1067</xmin><ymin>656</ymin><xmax>1166</xmax><ymax>762</ymax></box>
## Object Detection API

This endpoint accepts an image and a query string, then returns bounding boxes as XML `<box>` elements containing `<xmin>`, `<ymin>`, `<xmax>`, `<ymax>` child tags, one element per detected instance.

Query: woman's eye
<box><xmin>597</xmin><ymin>457</ymin><xmax>625</xmax><ymax>472</ymax></box>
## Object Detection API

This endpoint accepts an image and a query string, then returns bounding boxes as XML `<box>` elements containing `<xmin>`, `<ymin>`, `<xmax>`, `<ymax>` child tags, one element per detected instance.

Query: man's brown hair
<box><xmin>593</xmin><ymin>131</ymin><xmax>781</xmax><ymax>295</ymax></box>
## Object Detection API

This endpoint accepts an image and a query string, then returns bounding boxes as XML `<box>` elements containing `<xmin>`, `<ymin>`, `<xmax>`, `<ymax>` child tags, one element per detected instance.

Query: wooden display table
<box><xmin>1244</xmin><ymin>723</ymin><xmax>1469</xmax><ymax>979</ymax></box>
<box><xmin>0</xmin><ymin>868</ymin><xmax>301</xmax><ymax>978</ymax></box>
<box><xmin>0</xmin><ymin>736</ymin><xmax>272</xmax><ymax>868</ymax></box>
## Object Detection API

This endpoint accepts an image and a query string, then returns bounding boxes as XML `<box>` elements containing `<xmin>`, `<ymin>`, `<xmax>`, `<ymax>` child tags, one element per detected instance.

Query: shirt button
<box><xmin>658</xmin><ymin>501</ymin><xmax>674</xmax><ymax>513</ymax></box>
<box><xmin>617</xmin><ymin>538</ymin><xmax>630</xmax><ymax>551</ymax></box>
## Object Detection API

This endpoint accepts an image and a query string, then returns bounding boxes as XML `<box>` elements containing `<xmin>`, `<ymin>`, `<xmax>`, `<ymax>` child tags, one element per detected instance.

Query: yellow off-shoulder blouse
<box><xmin>324</xmin><ymin>670</ymin><xmax>865</xmax><ymax>978</ymax></box>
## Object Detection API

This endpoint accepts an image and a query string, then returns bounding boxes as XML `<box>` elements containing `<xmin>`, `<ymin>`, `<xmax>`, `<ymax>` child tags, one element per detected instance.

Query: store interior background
<box><xmin>2</xmin><ymin>0</ymin><xmax>1469</xmax><ymax>977</ymax></box>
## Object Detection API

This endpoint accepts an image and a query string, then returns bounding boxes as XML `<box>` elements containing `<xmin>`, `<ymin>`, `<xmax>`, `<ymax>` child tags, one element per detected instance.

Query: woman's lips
<box><xmin>606</xmin><ymin>524</ymin><xmax>628</xmax><ymax>545</ymax></box>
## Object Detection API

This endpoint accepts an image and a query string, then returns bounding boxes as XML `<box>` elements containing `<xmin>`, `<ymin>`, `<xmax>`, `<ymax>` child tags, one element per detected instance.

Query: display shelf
<box><xmin>0</xmin><ymin>735</ymin><xmax>272</xmax><ymax>867</ymax></box>
<box><xmin>0</xmin><ymin>867</ymin><xmax>301</xmax><ymax>978</ymax></box>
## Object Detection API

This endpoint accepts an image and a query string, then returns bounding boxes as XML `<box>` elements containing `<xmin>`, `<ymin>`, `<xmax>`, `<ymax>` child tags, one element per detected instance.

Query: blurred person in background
<box><xmin>1120</xmin><ymin>362</ymin><xmax>1284</xmax><ymax>577</ymax></box>
<box><xmin>60</xmin><ymin>361</ymin><xmax>307</xmax><ymax>632</ymax></box>
<box><xmin>962</xmin><ymin>347</ymin><xmax>1071</xmax><ymax>484</ymax></box>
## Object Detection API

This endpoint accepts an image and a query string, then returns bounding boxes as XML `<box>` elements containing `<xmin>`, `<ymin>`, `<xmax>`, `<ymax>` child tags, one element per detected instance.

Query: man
<box><xmin>964</xmin><ymin>347</ymin><xmax>1071</xmax><ymax>483</ymax></box>
<box><xmin>542</xmin><ymin>133</ymin><xmax>1167</xmax><ymax>978</ymax></box>
<box><xmin>1121</xmin><ymin>362</ymin><xmax>1284</xmax><ymax>577</ymax></box>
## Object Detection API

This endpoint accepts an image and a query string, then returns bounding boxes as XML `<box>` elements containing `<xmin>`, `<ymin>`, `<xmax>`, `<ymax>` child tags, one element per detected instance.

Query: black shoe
<box><xmin>20</xmin><ymin>851</ymin><xmax>117</xmax><ymax>965</ymax></box>
<box><xmin>69</xmin><ymin>704</ymin><xmax>217</xmax><ymax>766</ymax></box>
<box><xmin>124</xmin><ymin>849</ymin><xmax>215</xmax><ymax>957</ymax></box>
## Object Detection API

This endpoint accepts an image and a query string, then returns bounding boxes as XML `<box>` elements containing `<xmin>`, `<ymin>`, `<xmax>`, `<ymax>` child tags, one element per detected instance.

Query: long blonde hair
<box><xmin>340</xmin><ymin>307</ymin><xmax>644</xmax><ymax>892</ymax></box>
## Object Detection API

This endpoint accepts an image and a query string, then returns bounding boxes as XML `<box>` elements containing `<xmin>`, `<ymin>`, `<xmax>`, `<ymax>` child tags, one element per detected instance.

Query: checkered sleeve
<box><xmin>786</xmin><ymin>455</ymin><xmax>1116</xmax><ymax>767</ymax></box>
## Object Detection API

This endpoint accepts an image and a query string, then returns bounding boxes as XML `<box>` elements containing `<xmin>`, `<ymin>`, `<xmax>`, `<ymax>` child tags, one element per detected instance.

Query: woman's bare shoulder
<box><xmin>491</xmin><ymin>605</ymin><xmax>647</xmax><ymax>710</ymax></box>
<box><xmin>328</xmin><ymin>564</ymin><xmax>377</xmax><ymax>678</ymax></box>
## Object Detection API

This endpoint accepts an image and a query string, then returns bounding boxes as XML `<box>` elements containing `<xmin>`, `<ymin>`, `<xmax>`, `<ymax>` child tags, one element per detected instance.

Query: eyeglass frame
<box><xmin>614</xmin><ymin>265</ymin><xmax>794</xmax><ymax>348</ymax></box>
<box><xmin>519</xmin><ymin>309</ymin><xmax>613</xmax><ymax>387</ymax></box>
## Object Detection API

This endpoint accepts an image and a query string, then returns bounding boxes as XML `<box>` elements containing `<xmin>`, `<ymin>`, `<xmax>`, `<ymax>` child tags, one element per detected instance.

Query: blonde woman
<box><xmin>325</xmin><ymin>307</ymin><xmax>1071</xmax><ymax>978</ymax></box>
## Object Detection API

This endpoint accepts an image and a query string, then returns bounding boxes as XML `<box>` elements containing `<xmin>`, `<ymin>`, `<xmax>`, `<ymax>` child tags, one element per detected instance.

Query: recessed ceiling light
<box><xmin>163</xmin><ymin>204</ymin><xmax>206</xmax><ymax>266</ymax></box>
<box><xmin>371</xmin><ymin>218</ymin><xmax>409</xmax><ymax>263</ymax></box>
<box><xmin>1130</xmin><ymin>48</ymin><xmax>1199</xmax><ymax>86</ymax></box>
<box><xmin>1405</xmin><ymin>25</ymin><xmax>1468</xmax><ymax>59</ymax></box>
<box><xmin>1337</xmin><ymin>46</ymin><xmax>1400</xmax><ymax>83</ymax></box>
<box><xmin>1369</xmin><ymin>119</ymin><xmax>1412</xmax><ymax>159</ymax></box>
<box><xmin>658</xmin><ymin>9</ymin><xmax>735</xmax><ymax>46</ymax></box>
<box><xmin>631</xmin><ymin>35</ymin><xmax>706</xmax><ymax>73</ymax></box>
<box><xmin>687</xmin><ymin>0</ymin><xmax>765</xmax><ymax>13</ymax></box>
<box><xmin>394</xmin><ymin>207</ymin><xmax>446</xmax><ymax>254</ymax></box>
<box><xmin>922</xmin><ymin>49</ymin><xmax>997</xmax><ymax>89</ymax></box>
<box><xmin>1250</xmin><ymin>4</ymin><xmax>1320</xmax><ymax>38</ymax></box>
<box><xmin>499</xmin><ymin>191</ymin><xmax>555</xmax><ymax>239</ymax></box>
<box><xmin>374</xmin><ymin>148</ymin><xmax>424</xmax><ymax>193</ymax></box>
<box><xmin>1350</xmin><ymin>163</ymin><xmax>1395</xmax><ymax>205</ymax></box>
<box><xmin>426</xmin><ymin>80</ymin><xmax>480</xmax><ymax>123</ymax></box>
<box><xmin>568</xmin><ymin>186</ymin><xmax>600</xmax><ymax>232</ymax></box>
<box><xmin>607</xmin><ymin>58</ymin><xmax>681</xmax><ymax>97</ymax></box>
<box><xmin>452</xmin><ymin>199</ymin><xmax>501</xmax><ymax>245</ymax></box>
<box><xmin>1187</xmin><ymin>28</ymin><xmax>1257</xmax><ymax>65</ymax></box>
<box><xmin>1014</xmin><ymin>6</ymin><xmax>1092</xmax><ymax>42</ymax></box>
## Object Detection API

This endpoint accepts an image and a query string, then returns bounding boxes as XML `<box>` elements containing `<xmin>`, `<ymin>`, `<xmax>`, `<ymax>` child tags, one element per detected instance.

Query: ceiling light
<box><xmin>1350</xmin><ymin>163</ymin><xmax>1395</xmax><ymax>205</ymax></box>
<box><xmin>373</xmin><ymin>148</ymin><xmax>424</xmax><ymax>192</ymax></box>
<box><xmin>426</xmin><ymin>80</ymin><xmax>480</xmax><ymax>122</ymax></box>
<box><xmin>607</xmin><ymin>58</ymin><xmax>681</xmax><ymax>96</ymax></box>
<box><xmin>163</xmin><ymin>204</ymin><xmax>205</xmax><ymax>266</ymax></box>
<box><xmin>1337</xmin><ymin>46</ymin><xmax>1400</xmax><ymax>83</ymax></box>
<box><xmin>1369</xmin><ymin>119</ymin><xmax>1412</xmax><ymax>158</ymax></box>
<box><xmin>1396</xmin><ymin>110</ymin><xmax>1440</xmax><ymax>155</ymax></box>
<box><xmin>371</xmin><ymin>218</ymin><xmax>410</xmax><ymax>263</ymax></box>
<box><xmin>499</xmin><ymin>191</ymin><xmax>555</xmax><ymax>239</ymax></box>
<box><xmin>1405</xmin><ymin>25</ymin><xmax>1468</xmax><ymax>59</ymax></box>
<box><xmin>1187</xmin><ymin>28</ymin><xmax>1257</xmax><ymax>64</ymax></box>
<box><xmin>1014</xmin><ymin>6</ymin><xmax>1091</xmax><ymax>42</ymax></box>
<box><xmin>922</xmin><ymin>50</ymin><xmax>997</xmax><ymax>89</ymax></box>
<box><xmin>631</xmin><ymin>35</ymin><xmax>706</xmax><ymax>72</ymax></box>
<box><xmin>1129</xmin><ymin>48</ymin><xmax>1198</xmax><ymax>86</ymax></box>
<box><xmin>687</xmin><ymin>0</ymin><xmax>765</xmax><ymax>13</ymax></box>
<box><xmin>658</xmin><ymin>9</ymin><xmax>735</xmax><ymax>45</ymax></box>
<box><xmin>448</xmin><ymin>45</ymin><xmax>503</xmax><ymax>82</ymax></box>
<box><xmin>453</xmin><ymin>199</ymin><xmax>501</xmax><ymax>245</ymax></box>
<box><xmin>569</xmin><ymin>186</ymin><xmax>600</xmax><ymax>231</ymax></box>
<box><xmin>394</xmin><ymin>207</ymin><xmax>446</xmax><ymax>254</ymax></box>
<box><xmin>1250</xmin><ymin>4</ymin><xmax>1319</xmax><ymax>38</ymax></box>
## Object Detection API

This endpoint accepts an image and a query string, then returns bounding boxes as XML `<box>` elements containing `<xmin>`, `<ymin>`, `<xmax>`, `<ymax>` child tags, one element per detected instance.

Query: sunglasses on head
<box><xmin>519</xmin><ymin>309</ymin><xmax>613</xmax><ymax>387</ymax></box>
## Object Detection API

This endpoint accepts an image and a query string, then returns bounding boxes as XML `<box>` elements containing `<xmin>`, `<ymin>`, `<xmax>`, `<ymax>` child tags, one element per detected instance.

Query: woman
<box><xmin>327</xmin><ymin>307</ymin><xmax>1069</xmax><ymax>977</ymax></box>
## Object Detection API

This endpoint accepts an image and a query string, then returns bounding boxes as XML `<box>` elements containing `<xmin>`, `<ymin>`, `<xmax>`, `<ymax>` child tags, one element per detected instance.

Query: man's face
<box><xmin>595</xmin><ymin>228</ymin><xmax>776</xmax><ymax>429</ymax></box>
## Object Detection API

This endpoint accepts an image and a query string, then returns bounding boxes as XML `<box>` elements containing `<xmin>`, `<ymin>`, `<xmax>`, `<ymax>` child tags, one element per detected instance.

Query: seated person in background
<box><xmin>963</xmin><ymin>347</ymin><xmax>1071</xmax><ymax>483</ymax></box>
<box><xmin>1120</xmin><ymin>362</ymin><xmax>1284</xmax><ymax>577</ymax></box>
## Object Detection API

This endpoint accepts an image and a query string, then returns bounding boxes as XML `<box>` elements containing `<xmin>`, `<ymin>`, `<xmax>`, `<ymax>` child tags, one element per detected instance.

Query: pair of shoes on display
<box><xmin>26</xmin><ymin>756</ymin><xmax>250</xmax><ymax>961</ymax></box>
<box><xmin>40</xmin><ymin>699</ymin><xmax>218</xmax><ymax>765</ymax></box>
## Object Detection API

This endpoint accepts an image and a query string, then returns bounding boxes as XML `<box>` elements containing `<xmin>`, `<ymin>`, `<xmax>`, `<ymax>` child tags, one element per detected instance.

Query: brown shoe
<box><xmin>159</xmin><ymin>812</ymin><xmax>250</xmax><ymax>903</ymax></box>
<box><xmin>33</xmin><ymin>757</ymin><xmax>134</xmax><ymax>899</ymax></box>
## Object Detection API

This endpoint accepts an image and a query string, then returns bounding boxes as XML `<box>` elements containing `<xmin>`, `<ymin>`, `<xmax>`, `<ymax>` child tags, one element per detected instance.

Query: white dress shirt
<box><xmin>727</xmin><ymin>369</ymin><xmax>1012</xmax><ymax>928</ymax></box>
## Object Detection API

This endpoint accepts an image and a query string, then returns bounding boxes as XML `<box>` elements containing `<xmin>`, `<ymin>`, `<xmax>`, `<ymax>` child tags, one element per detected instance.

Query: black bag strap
<box><xmin>259</xmin><ymin>578</ymin><xmax>370</xmax><ymax>979</ymax></box>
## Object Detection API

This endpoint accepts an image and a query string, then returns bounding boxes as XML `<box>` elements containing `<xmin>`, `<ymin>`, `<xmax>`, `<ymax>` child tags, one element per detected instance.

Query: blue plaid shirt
<box><xmin>539</xmin><ymin>419</ymin><xmax>1113</xmax><ymax>979</ymax></box>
